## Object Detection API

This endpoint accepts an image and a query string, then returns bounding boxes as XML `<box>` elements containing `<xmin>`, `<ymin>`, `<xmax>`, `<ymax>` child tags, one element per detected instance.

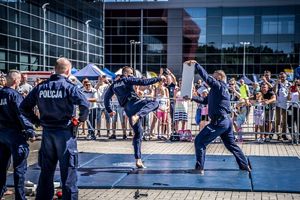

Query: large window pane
<box><xmin>262</xmin><ymin>15</ymin><xmax>295</xmax><ymax>34</ymax></box>
<box><xmin>239</xmin><ymin>16</ymin><xmax>254</xmax><ymax>34</ymax></box>
<box><xmin>223</xmin><ymin>16</ymin><xmax>254</xmax><ymax>35</ymax></box>
<box><xmin>222</xmin><ymin>16</ymin><xmax>238</xmax><ymax>35</ymax></box>
<box><xmin>278</xmin><ymin>15</ymin><xmax>294</xmax><ymax>34</ymax></box>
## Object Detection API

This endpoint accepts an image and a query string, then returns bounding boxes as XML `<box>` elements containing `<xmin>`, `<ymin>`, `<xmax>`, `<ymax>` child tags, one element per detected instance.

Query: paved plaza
<box><xmin>4</xmin><ymin>139</ymin><xmax>300</xmax><ymax>200</ymax></box>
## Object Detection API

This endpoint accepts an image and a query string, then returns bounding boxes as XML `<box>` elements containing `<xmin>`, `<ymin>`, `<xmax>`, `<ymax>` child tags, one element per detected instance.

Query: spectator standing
<box><xmin>165</xmin><ymin>69</ymin><xmax>177</xmax><ymax>132</ymax></box>
<box><xmin>260</xmin><ymin>70</ymin><xmax>275</xmax><ymax>89</ymax></box>
<box><xmin>95</xmin><ymin>75</ymin><xmax>111</xmax><ymax>137</ymax></box>
<box><xmin>251</xmin><ymin>92</ymin><xmax>265</xmax><ymax>143</ymax></box>
<box><xmin>82</xmin><ymin>80</ymin><xmax>98</xmax><ymax>140</ymax></box>
<box><xmin>239</xmin><ymin>79</ymin><xmax>250</xmax><ymax>99</ymax></box>
<box><xmin>274</xmin><ymin>72</ymin><xmax>291</xmax><ymax>140</ymax></box>
<box><xmin>155</xmin><ymin>82</ymin><xmax>170</xmax><ymax>139</ymax></box>
<box><xmin>18</xmin><ymin>73</ymin><xmax>33</xmax><ymax>96</ymax></box>
<box><xmin>261</xmin><ymin>83</ymin><xmax>276</xmax><ymax>141</ymax></box>
<box><xmin>174</xmin><ymin>79</ymin><xmax>188</xmax><ymax>132</ymax></box>
<box><xmin>0</xmin><ymin>75</ymin><xmax>6</xmax><ymax>89</ymax></box>
<box><xmin>287</xmin><ymin>78</ymin><xmax>300</xmax><ymax>140</ymax></box>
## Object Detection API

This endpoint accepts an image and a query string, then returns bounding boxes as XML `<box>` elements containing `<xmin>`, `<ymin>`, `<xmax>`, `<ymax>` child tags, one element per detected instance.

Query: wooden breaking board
<box><xmin>180</xmin><ymin>62</ymin><xmax>195</xmax><ymax>98</ymax></box>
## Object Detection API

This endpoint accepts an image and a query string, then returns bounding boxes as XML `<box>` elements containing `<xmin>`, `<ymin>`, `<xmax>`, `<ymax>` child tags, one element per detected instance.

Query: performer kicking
<box><xmin>104</xmin><ymin>66</ymin><xmax>165</xmax><ymax>168</ymax></box>
<box><xmin>185</xmin><ymin>60</ymin><xmax>251</xmax><ymax>175</ymax></box>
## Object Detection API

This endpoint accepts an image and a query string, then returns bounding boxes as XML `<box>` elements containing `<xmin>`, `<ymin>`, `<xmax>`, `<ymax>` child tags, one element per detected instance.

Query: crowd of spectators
<box><xmin>0</xmin><ymin>68</ymin><xmax>299</xmax><ymax>143</ymax></box>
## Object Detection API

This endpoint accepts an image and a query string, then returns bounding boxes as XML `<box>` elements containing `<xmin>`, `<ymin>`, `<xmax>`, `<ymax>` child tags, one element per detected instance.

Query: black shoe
<box><xmin>109</xmin><ymin>134</ymin><xmax>117</xmax><ymax>139</ymax></box>
<box><xmin>277</xmin><ymin>135</ymin><xmax>282</xmax><ymax>141</ymax></box>
<box><xmin>123</xmin><ymin>135</ymin><xmax>128</xmax><ymax>140</ymax></box>
<box><xmin>282</xmin><ymin>135</ymin><xmax>288</xmax><ymax>141</ymax></box>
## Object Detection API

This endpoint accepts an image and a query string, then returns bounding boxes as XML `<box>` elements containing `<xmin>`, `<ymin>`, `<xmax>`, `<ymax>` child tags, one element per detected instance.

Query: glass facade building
<box><xmin>105</xmin><ymin>0</ymin><xmax>300</xmax><ymax>76</ymax></box>
<box><xmin>0</xmin><ymin>0</ymin><xmax>104</xmax><ymax>72</ymax></box>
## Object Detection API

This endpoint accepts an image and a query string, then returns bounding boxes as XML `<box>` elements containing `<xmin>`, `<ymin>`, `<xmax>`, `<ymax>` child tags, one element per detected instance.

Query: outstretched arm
<box><xmin>191</xmin><ymin>96</ymin><xmax>208</xmax><ymax>104</ymax></box>
<box><xmin>124</xmin><ymin>77</ymin><xmax>163</xmax><ymax>86</ymax></box>
<box><xmin>185</xmin><ymin>60</ymin><xmax>220</xmax><ymax>88</ymax></box>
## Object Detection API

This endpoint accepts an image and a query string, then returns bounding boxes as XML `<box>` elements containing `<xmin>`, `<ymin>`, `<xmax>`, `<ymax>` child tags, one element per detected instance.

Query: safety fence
<box><xmin>77</xmin><ymin>98</ymin><xmax>300</xmax><ymax>144</ymax></box>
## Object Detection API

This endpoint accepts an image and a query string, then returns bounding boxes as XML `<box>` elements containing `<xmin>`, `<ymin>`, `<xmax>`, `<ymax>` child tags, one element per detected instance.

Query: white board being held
<box><xmin>180</xmin><ymin>62</ymin><xmax>195</xmax><ymax>98</ymax></box>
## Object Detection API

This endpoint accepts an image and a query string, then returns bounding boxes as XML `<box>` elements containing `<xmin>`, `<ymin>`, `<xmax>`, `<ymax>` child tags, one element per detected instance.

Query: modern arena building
<box><xmin>1</xmin><ymin>0</ymin><xmax>300</xmax><ymax>77</ymax></box>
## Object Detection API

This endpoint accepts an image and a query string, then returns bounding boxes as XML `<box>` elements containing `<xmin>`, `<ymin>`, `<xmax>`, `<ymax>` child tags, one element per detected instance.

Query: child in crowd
<box><xmin>233</xmin><ymin>99</ymin><xmax>248</xmax><ymax>142</ymax></box>
<box><xmin>251</xmin><ymin>92</ymin><xmax>265</xmax><ymax>143</ymax></box>
<box><xmin>199</xmin><ymin>89</ymin><xmax>209</xmax><ymax>131</ymax></box>
<box><xmin>174</xmin><ymin>79</ymin><xmax>188</xmax><ymax>132</ymax></box>
<box><xmin>155</xmin><ymin>84</ymin><xmax>169</xmax><ymax>139</ymax></box>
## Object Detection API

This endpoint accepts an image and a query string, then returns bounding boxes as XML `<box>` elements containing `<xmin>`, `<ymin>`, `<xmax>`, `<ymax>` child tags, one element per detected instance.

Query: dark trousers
<box><xmin>194</xmin><ymin>117</ymin><xmax>248</xmax><ymax>170</ymax></box>
<box><xmin>87</xmin><ymin>108</ymin><xmax>97</xmax><ymax>134</ymax></box>
<box><xmin>125</xmin><ymin>99</ymin><xmax>159</xmax><ymax>159</ymax></box>
<box><xmin>0</xmin><ymin>128</ymin><xmax>29</xmax><ymax>200</ymax></box>
<box><xmin>36</xmin><ymin>128</ymin><xmax>78</xmax><ymax>200</ymax></box>
<box><xmin>287</xmin><ymin>106</ymin><xmax>300</xmax><ymax>135</ymax></box>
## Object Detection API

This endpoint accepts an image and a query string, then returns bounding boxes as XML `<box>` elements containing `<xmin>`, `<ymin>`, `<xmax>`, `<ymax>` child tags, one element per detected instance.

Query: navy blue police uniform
<box><xmin>191</xmin><ymin>63</ymin><xmax>249</xmax><ymax>171</ymax></box>
<box><xmin>20</xmin><ymin>74</ymin><xmax>89</xmax><ymax>200</ymax></box>
<box><xmin>0</xmin><ymin>86</ymin><xmax>35</xmax><ymax>200</ymax></box>
<box><xmin>104</xmin><ymin>76</ymin><xmax>161</xmax><ymax>159</ymax></box>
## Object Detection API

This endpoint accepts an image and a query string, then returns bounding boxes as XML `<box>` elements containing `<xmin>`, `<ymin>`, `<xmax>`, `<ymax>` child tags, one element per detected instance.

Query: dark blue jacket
<box><xmin>104</xmin><ymin>76</ymin><xmax>161</xmax><ymax>113</ymax></box>
<box><xmin>0</xmin><ymin>86</ymin><xmax>35</xmax><ymax>138</ymax></box>
<box><xmin>20</xmin><ymin>74</ymin><xmax>89</xmax><ymax>129</ymax></box>
<box><xmin>194</xmin><ymin>63</ymin><xmax>231</xmax><ymax>118</ymax></box>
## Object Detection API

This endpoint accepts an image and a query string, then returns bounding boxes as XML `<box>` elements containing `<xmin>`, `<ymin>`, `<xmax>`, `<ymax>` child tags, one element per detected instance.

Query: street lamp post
<box><xmin>133</xmin><ymin>41</ymin><xmax>140</xmax><ymax>72</ymax></box>
<box><xmin>42</xmin><ymin>3</ymin><xmax>49</xmax><ymax>71</ymax></box>
<box><xmin>240</xmin><ymin>42</ymin><xmax>250</xmax><ymax>77</ymax></box>
<box><xmin>130</xmin><ymin>40</ymin><xmax>135</xmax><ymax>68</ymax></box>
<box><xmin>85</xmin><ymin>20</ymin><xmax>92</xmax><ymax>65</ymax></box>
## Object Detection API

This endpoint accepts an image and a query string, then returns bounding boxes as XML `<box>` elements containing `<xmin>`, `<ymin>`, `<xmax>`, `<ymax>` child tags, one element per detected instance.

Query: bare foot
<box><xmin>4</xmin><ymin>189</ymin><xmax>14</xmax><ymax>196</ymax></box>
<box><xmin>131</xmin><ymin>115</ymin><xmax>140</xmax><ymax>126</ymax></box>
<box><xmin>136</xmin><ymin>159</ymin><xmax>146</xmax><ymax>168</ymax></box>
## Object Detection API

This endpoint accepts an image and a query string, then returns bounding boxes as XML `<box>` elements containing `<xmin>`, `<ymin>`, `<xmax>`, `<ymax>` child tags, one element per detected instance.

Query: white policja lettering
<box><xmin>39</xmin><ymin>90</ymin><xmax>63</xmax><ymax>98</ymax></box>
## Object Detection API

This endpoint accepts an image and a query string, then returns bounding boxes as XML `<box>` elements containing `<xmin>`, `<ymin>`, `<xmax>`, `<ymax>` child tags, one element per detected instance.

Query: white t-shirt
<box><xmin>97</xmin><ymin>84</ymin><xmax>109</xmax><ymax>108</ymax></box>
<box><xmin>83</xmin><ymin>88</ymin><xmax>98</xmax><ymax>109</ymax></box>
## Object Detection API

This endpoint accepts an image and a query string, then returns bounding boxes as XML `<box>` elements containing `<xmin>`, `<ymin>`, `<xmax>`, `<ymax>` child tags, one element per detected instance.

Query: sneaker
<box><xmin>109</xmin><ymin>134</ymin><xmax>117</xmax><ymax>139</ymax></box>
<box><xmin>86</xmin><ymin>134</ymin><xmax>96</xmax><ymax>140</ymax></box>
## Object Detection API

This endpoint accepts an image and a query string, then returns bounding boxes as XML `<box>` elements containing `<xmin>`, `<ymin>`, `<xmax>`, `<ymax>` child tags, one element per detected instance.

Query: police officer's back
<box><xmin>20</xmin><ymin>57</ymin><xmax>89</xmax><ymax>200</ymax></box>
<box><xmin>0</xmin><ymin>70</ymin><xmax>35</xmax><ymax>200</ymax></box>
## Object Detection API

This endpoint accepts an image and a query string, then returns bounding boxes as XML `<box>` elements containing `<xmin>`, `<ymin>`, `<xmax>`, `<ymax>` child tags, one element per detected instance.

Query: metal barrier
<box><xmin>76</xmin><ymin>98</ymin><xmax>300</xmax><ymax>144</ymax></box>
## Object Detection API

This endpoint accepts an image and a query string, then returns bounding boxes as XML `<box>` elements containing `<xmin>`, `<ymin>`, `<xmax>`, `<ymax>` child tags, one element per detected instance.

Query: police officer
<box><xmin>20</xmin><ymin>58</ymin><xmax>89</xmax><ymax>200</ymax></box>
<box><xmin>104</xmin><ymin>66</ymin><xmax>165</xmax><ymax>168</ymax></box>
<box><xmin>0</xmin><ymin>70</ymin><xmax>36</xmax><ymax>200</ymax></box>
<box><xmin>184</xmin><ymin>60</ymin><xmax>250</xmax><ymax>175</ymax></box>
